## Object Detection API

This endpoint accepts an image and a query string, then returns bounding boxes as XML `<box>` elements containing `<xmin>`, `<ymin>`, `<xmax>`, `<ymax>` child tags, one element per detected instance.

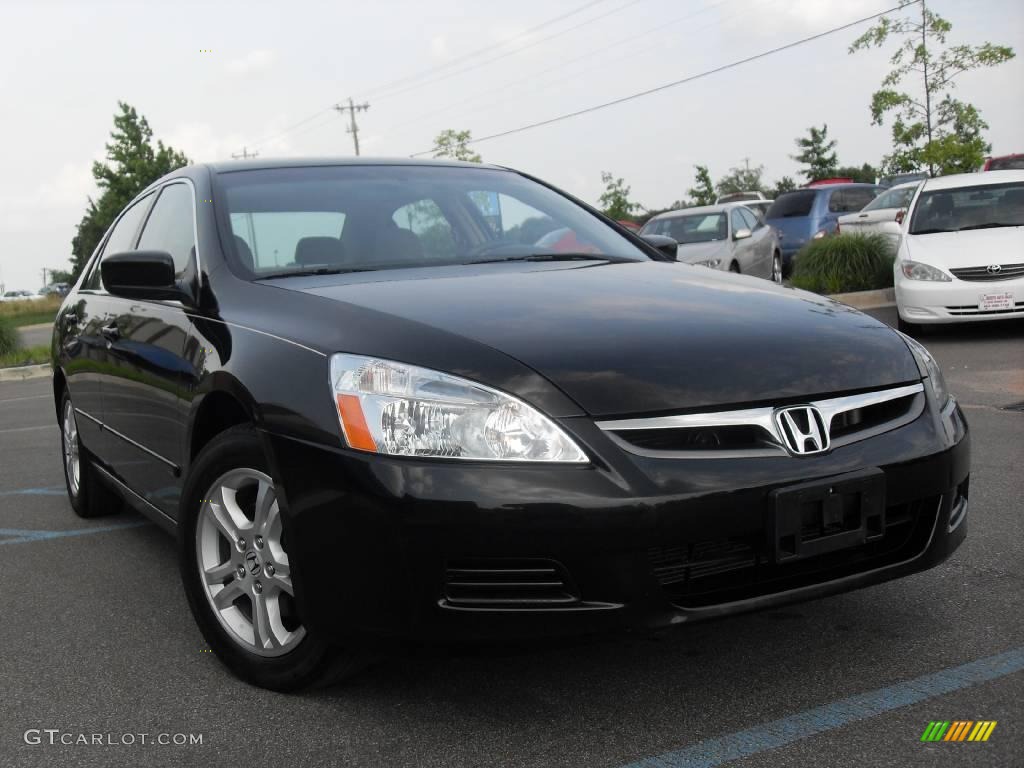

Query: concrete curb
<box><xmin>826</xmin><ymin>287</ymin><xmax>896</xmax><ymax>310</ymax></box>
<box><xmin>0</xmin><ymin>363</ymin><xmax>51</xmax><ymax>382</ymax></box>
<box><xmin>17</xmin><ymin>322</ymin><xmax>54</xmax><ymax>332</ymax></box>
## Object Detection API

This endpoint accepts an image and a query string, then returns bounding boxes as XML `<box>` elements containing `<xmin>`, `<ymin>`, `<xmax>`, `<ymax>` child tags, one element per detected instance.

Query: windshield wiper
<box><xmin>956</xmin><ymin>222</ymin><xmax>1020</xmax><ymax>231</ymax></box>
<box><xmin>910</xmin><ymin>227</ymin><xmax>955</xmax><ymax>235</ymax></box>
<box><xmin>466</xmin><ymin>252</ymin><xmax>631</xmax><ymax>265</ymax></box>
<box><xmin>253</xmin><ymin>267</ymin><xmax>374</xmax><ymax>281</ymax></box>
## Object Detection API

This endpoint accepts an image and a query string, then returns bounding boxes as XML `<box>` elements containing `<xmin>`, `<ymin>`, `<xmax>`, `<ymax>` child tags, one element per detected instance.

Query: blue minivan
<box><xmin>766</xmin><ymin>183</ymin><xmax>884</xmax><ymax>272</ymax></box>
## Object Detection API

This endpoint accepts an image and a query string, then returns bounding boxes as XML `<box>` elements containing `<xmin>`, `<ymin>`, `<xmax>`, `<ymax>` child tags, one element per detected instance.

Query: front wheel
<box><xmin>179</xmin><ymin>425</ymin><xmax>366</xmax><ymax>690</ymax></box>
<box><xmin>770</xmin><ymin>252</ymin><xmax>782</xmax><ymax>284</ymax></box>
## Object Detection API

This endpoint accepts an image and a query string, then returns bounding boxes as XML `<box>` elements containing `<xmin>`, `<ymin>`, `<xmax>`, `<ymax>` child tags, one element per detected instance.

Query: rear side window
<box><xmin>766</xmin><ymin>191</ymin><xmax>815</xmax><ymax>218</ymax></box>
<box><xmin>137</xmin><ymin>183</ymin><xmax>197</xmax><ymax>277</ymax></box>
<box><xmin>83</xmin><ymin>192</ymin><xmax>154</xmax><ymax>290</ymax></box>
<box><xmin>830</xmin><ymin>187</ymin><xmax>878</xmax><ymax>213</ymax></box>
<box><xmin>738</xmin><ymin>207</ymin><xmax>760</xmax><ymax>230</ymax></box>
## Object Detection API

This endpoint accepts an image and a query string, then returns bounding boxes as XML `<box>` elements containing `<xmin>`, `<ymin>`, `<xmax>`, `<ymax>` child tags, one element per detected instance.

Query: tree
<box><xmin>71</xmin><ymin>102</ymin><xmax>189</xmax><ymax>278</ymax></box>
<box><xmin>792</xmin><ymin>124</ymin><xmax>838</xmax><ymax>182</ymax></box>
<box><xmin>850</xmin><ymin>4</ymin><xmax>1014</xmax><ymax>176</ymax></box>
<box><xmin>687</xmin><ymin>165</ymin><xmax>716</xmax><ymax>206</ymax></box>
<box><xmin>598</xmin><ymin>172</ymin><xmax>641</xmax><ymax>220</ymax></box>
<box><xmin>768</xmin><ymin>176</ymin><xmax>797</xmax><ymax>199</ymax></box>
<box><xmin>834</xmin><ymin>163</ymin><xmax>880</xmax><ymax>183</ymax></box>
<box><xmin>431</xmin><ymin>129</ymin><xmax>482</xmax><ymax>162</ymax></box>
<box><xmin>716</xmin><ymin>163</ymin><xmax>765</xmax><ymax>197</ymax></box>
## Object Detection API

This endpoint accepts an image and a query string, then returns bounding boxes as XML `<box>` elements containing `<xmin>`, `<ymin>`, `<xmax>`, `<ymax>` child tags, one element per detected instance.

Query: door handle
<box><xmin>100</xmin><ymin>323</ymin><xmax>121</xmax><ymax>341</ymax></box>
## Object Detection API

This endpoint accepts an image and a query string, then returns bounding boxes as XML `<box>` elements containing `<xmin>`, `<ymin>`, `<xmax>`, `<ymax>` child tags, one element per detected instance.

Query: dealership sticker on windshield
<box><xmin>979</xmin><ymin>292</ymin><xmax>1014</xmax><ymax>311</ymax></box>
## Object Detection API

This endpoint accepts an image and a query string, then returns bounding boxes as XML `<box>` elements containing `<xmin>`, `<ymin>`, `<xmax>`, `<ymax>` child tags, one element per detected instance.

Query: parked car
<box><xmin>716</xmin><ymin>191</ymin><xmax>766</xmax><ymax>204</ymax></box>
<box><xmin>641</xmin><ymin>203</ymin><xmax>782</xmax><ymax>282</ymax></box>
<box><xmin>765</xmin><ymin>183</ymin><xmax>885</xmax><ymax>272</ymax></box>
<box><xmin>982</xmin><ymin>153</ymin><xmax>1024</xmax><ymax>171</ymax></box>
<box><xmin>895</xmin><ymin>169</ymin><xmax>1024</xmax><ymax>330</ymax></box>
<box><xmin>54</xmin><ymin>158</ymin><xmax>969</xmax><ymax>690</ymax></box>
<box><xmin>2</xmin><ymin>289</ymin><xmax>34</xmax><ymax>301</ymax></box>
<box><xmin>879</xmin><ymin>172</ymin><xmax>929</xmax><ymax>188</ymax></box>
<box><xmin>837</xmin><ymin>180</ymin><xmax>921</xmax><ymax>251</ymax></box>
<box><xmin>39</xmin><ymin>282</ymin><xmax>70</xmax><ymax>297</ymax></box>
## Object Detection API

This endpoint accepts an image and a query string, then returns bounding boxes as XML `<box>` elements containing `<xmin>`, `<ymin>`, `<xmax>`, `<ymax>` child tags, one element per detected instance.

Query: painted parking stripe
<box><xmin>0</xmin><ymin>487</ymin><xmax>66</xmax><ymax>497</ymax></box>
<box><xmin>621</xmin><ymin>647</ymin><xmax>1024</xmax><ymax>768</ymax></box>
<box><xmin>0</xmin><ymin>521</ymin><xmax>149</xmax><ymax>545</ymax></box>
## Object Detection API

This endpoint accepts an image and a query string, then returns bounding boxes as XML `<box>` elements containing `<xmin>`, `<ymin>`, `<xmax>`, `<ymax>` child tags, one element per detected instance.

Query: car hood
<box><xmin>675</xmin><ymin>241</ymin><xmax>729</xmax><ymax>264</ymax></box>
<box><xmin>288</xmin><ymin>261</ymin><xmax>920</xmax><ymax>417</ymax></box>
<box><xmin>904</xmin><ymin>227</ymin><xmax>1024</xmax><ymax>269</ymax></box>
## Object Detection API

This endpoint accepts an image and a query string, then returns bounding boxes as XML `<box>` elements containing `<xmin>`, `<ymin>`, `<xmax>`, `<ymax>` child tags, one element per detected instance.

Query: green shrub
<box><xmin>0</xmin><ymin>317</ymin><xmax>17</xmax><ymax>356</ymax></box>
<box><xmin>790</xmin><ymin>233</ymin><xmax>894</xmax><ymax>295</ymax></box>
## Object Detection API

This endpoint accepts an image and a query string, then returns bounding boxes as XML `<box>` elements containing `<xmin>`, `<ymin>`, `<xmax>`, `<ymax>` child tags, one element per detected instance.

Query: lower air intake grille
<box><xmin>443</xmin><ymin>558</ymin><xmax>580</xmax><ymax>609</ymax></box>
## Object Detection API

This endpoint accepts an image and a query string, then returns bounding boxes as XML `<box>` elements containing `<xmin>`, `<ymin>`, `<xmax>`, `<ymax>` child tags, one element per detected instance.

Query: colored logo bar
<box><xmin>921</xmin><ymin>721</ymin><xmax>997</xmax><ymax>742</ymax></box>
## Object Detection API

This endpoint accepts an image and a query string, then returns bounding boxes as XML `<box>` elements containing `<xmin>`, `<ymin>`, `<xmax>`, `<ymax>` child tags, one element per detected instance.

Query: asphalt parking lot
<box><xmin>1</xmin><ymin>310</ymin><xmax>1021</xmax><ymax>768</ymax></box>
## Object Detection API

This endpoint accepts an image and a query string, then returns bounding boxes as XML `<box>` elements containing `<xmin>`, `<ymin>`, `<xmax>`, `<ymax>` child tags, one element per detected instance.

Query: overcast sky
<box><xmin>1</xmin><ymin>0</ymin><xmax>1022</xmax><ymax>291</ymax></box>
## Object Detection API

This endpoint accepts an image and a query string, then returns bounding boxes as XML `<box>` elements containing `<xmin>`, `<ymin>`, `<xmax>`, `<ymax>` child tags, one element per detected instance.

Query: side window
<box><xmin>136</xmin><ymin>183</ymin><xmax>197</xmax><ymax>277</ymax></box>
<box><xmin>845</xmin><ymin>188</ymin><xmax>877</xmax><ymax>212</ymax></box>
<box><xmin>391</xmin><ymin>199</ymin><xmax>456</xmax><ymax>260</ymax></box>
<box><xmin>827</xmin><ymin>190</ymin><xmax>847</xmax><ymax>213</ymax></box>
<box><xmin>730</xmin><ymin>209</ymin><xmax>747</xmax><ymax>235</ymax></box>
<box><xmin>83</xmin><ymin>192</ymin><xmax>154</xmax><ymax>290</ymax></box>
<box><xmin>738</xmin><ymin>207</ymin><xmax>760</xmax><ymax>231</ymax></box>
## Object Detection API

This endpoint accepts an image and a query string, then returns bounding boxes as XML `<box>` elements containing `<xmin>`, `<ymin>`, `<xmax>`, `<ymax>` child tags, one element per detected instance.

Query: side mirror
<box><xmin>640</xmin><ymin>234</ymin><xmax>678</xmax><ymax>261</ymax></box>
<box><xmin>101</xmin><ymin>251</ymin><xmax>190</xmax><ymax>302</ymax></box>
<box><xmin>895</xmin><ymin>209</ymin><xmax>907</xmax><ymax>225</ymax></box>
<box><xmin>733</xmin><ymin>227</ymin><xmax>752</xmax><ymax>241</ymax></box>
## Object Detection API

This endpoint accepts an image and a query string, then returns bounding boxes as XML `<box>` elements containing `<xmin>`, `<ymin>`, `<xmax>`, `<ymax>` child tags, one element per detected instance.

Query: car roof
<box><xmin>202</xmin><ymin>156</ymin><xmax>506</xmax><ymax>173</ymax></box>
<box><xmin>647</xmin><ymin>202</ymin><xmax>751</xmax><ymax>220</ymax></box>
<box><xmin>922</xmin><ymin>169</ymin><xmax>1024</xmax><ymax>190</ymax></box>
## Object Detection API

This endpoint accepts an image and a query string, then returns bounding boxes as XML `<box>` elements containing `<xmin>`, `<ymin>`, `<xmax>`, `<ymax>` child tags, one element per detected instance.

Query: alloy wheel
<box><xmin>196</xmin><ymin>468</ymin><xmax>305</xmax><ymax>657</ymax></box>
<box><xmin>62</xmin><ymin>399</ymin><xmax>80</xmax><ymax>496</ymax></box>
<box><xmin>772</xmin><ymin>253</ymin><xmax>783</xmax><ymax>284</ymax></box>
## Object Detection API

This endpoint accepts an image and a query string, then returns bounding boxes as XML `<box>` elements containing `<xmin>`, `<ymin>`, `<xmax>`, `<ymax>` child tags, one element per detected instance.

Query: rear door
<box><xmin>729</xmin><ymin>208</ymin><xmax>758</xmax><ymax>273</ymax></box>
<box><xmin>738</xmin><ymin>207</ymin><xmax>771</xmax><ymax>277</ymax></box>
<box><xmin>100</xmin><ymin>182</ymin><xmax>196</xmax><ymax>518</ymax></box>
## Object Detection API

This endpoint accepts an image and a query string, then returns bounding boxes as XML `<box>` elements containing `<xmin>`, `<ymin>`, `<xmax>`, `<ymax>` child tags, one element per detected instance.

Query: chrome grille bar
<box><xmin>597</xmin><ymin>383</ymin><xmax>925</xmax><ymax>458</ymax></box>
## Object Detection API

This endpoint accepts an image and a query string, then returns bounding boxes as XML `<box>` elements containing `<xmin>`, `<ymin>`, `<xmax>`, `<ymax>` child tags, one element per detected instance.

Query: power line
<box><xmin>355</xmin><ymin>0</ymin><xmax>612</xmax><ymax>101</ymax></box>
<box><xmin>373</xmin><ymin>0</ymin><xmax>735</xmax><ymax>143</ymax></box>
<box><xmin>371</xmin><ymin>0</ymin><xmax>648</xmax><ymax>104</ymax></box>
<box><xmin>333</xmin><ymin>99</ymin><xmax>371</xmax><ymax>156</ymax></box>
<box><xmin>410</xmin><ymin>1</ymin><xmax>921</xmax><ymax>157</ymax></box>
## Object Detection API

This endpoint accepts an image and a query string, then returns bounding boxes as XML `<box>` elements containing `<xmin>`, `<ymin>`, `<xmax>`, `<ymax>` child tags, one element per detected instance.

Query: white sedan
<box><xmin>837</xmin><ymin>180</ymin><xmax>920</xmax><ymax>252</ymax></box>
<box><xmin>894</xmin><ymin>170</ymin><xmax>1024</xmax><ymax>330</ymax></box>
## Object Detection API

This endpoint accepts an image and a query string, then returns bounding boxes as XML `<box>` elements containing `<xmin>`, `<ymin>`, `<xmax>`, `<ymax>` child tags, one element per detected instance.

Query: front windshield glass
<box><xmin>216</xmin><ymin>165</ymin><xmax>650</xmax><ymax>277</ymax></box>
<box><xmin>643</xmin><ymin>212</ymin><xmax>728</xmax><ymax>244</ymax></box>
<box><xmin>863</xmin><ymin>185</ymin><xmax>918</xmax><ymax>212</ymax></box>
<box><xmin>909</xmin><ymin>181</ymin><xmax>1024</xmax><ymax>234</ymax></box>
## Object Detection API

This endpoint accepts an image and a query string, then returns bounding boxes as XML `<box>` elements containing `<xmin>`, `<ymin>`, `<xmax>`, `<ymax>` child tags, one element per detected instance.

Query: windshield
<box><xmin>643</xmin><ymin>212</ymin><xmax>727</xmax><ymax>244</ymax></box>
<box><xmin>987</xmin><ymin>156</ymin><xmax>1024</xmax><ymax>171</ymax></box>
<box><xmin>766</xmin><ymin>190</ymin><xmax>816</xmax><ymax>219</ymax></box>
<box><xmin>863</xmin><ymin>185</ymin><xmax>918</xmax><ymax>212</ymax></box>
<box><xmin>216</xmin><ymin>165</ymin><xmax>649</xmax><ymax>277</ymax></box>
<box><xmin>909</xmin><ymin>181</ymin><xmax>1024</xmax><ymax>234</ymax></box>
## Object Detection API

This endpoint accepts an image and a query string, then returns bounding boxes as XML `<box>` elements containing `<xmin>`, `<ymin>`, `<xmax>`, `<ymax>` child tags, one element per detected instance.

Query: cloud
<box><xmin>225</xmin><ymin>49</ymin><xmax>276</xmax><ymax>76</ymax></box>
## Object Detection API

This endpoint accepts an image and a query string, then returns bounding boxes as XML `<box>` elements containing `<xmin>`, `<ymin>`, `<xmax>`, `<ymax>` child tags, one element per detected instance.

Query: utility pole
<box><xmin>232</xmin><ymin>147</ymin><xmax>259</xmax><ymax>159</ymax></box>
<box><xmin>920</xmin><ymin>0</ymin><xmax>934</xmax><ymax>177</ymax></box>
<box><xmin>333</xmin><ymin>98</ymin><xmax>370</xmax><ymax>156</ymax></box>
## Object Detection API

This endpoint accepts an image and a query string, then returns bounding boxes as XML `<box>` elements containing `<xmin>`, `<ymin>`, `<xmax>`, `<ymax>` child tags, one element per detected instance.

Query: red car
<box><xmin>983</xmin><ymin>154</ymin><xmax>1024</xmax><ymax>171</ymax></box>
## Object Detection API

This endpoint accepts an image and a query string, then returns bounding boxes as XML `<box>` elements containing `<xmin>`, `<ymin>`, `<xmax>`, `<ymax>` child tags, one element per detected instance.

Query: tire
<box><xmin>897</xmin><ymin>315</ymin><xmax>930</xmax><ymax>336</ymax></box>
<box><xmin>178</xmin><ymin>425</ymin><xmax>365</xmax><ymax>691</ymax></box>
<box><xmin>771</xmin><ymin>251</ymin><xmax>783</xmax><ymax>284</ymax></box>
<box><xmin>60</xmin><ymin>391</ymin><xmax>121</xmax><ymax>518</ymax></box>
<box><xmin>729</xmin><ymin>261</ymin><xmax>741</xmax><ymax>274</ymax></box>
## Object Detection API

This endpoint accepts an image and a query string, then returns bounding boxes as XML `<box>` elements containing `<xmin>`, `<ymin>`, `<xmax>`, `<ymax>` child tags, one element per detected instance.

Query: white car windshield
<box><xmin>909</xmin><ymin>181</ymin><xmax>1024</xmax><ymax>234</ymax></box>
<box><xmin>644</xmin><ymin>213</ymin><xmax>728</xmax><ymax>244</ymax></box>
<box><xmin>862</xmin><ymin>185</ymin><xmax>917</xmax><ymax>212</ymax></box>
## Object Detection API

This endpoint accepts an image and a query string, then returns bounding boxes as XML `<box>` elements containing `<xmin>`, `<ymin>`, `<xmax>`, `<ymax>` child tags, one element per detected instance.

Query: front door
<box><xmin>100</xmin><ymin>182</ymin><xmax>197</xmax><ymax>519</ymax></box>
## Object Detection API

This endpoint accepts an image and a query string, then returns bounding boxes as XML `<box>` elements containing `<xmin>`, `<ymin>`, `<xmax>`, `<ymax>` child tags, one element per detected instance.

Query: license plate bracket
<box><xmin>768</xmin><ymin>468</ymin><xmax>886</xmax><ymax>564</ymax></box>
<box><xmin>979</xmin><ymin>292</ymin><xmax>1013</xmax><ymax>311</ymax></box>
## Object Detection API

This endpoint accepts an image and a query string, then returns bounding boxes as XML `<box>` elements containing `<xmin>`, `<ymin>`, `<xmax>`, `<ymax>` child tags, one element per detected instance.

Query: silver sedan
<box><xmin>640</xmin><ymin>203</ymin><xmax>782</xmax><ymax>282</ymax></box>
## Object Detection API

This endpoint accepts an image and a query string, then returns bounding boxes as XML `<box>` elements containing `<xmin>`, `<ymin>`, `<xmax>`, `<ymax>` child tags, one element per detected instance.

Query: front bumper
<box><xmin>266</xmin><ymin>397</ymin><xmax>969</xmax><ymax>646</ymax></box>
<box><xmin>895</xmin><ymin>270</ymin><xmax>1024</xmax><ymax>324</ymax></box>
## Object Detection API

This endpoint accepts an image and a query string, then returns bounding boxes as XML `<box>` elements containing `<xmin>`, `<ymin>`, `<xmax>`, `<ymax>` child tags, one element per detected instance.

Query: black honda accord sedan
<box><xmin>52</xmin><ymin>158</ymin><xmax>969</xmax><ymax>690</ymax></box>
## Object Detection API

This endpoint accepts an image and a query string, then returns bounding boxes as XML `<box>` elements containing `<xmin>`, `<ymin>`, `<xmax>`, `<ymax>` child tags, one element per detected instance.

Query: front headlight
<box><xmin>694</xmin><ymin>258</ymin><xmax>722</xmax><ymax>268</ymax></box>
<box><xmin>900</xmin><ymin>260</ymin><xmax>951</xmax><ymax>282</ymax></box>
<box><xmin>900</xmin><ymin>334</ymin><xmax>951</xmax><ymax>407</ymax></box>
<box><xmin>329</xmin><ymin>353</ymin><xmax>588</xmax><ymax>462</ymax></box>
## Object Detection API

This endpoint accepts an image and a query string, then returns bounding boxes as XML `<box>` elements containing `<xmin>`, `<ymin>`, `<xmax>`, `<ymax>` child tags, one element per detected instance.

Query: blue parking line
<box><xmin>0</xmin><ymin>521</ymin><xmax>149</xmax><ymax>545</ymax></box>
<box><xmin>0</xmin><ymin>487</ymin><xmax>66</xmax><ymax>497</ymax></box>
<box><xmin>622</xmin><ymin>647</ymin><xmax>1024</xmax><ymax>768</ymax></box>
